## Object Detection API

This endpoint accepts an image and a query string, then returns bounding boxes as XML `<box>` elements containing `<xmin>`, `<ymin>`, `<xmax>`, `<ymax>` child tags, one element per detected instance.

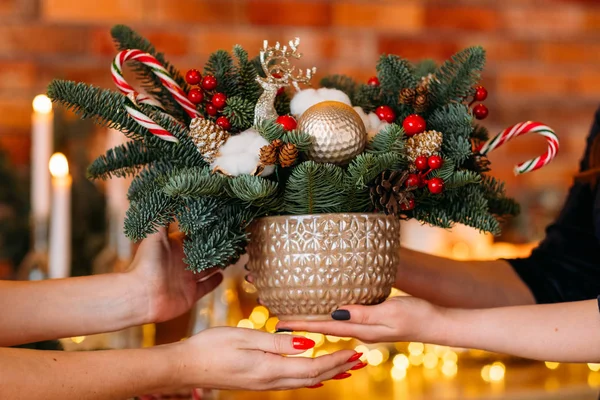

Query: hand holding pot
<box><xmin>174</xmin><ymin>327</ymin><xmax>361</xmax><ymax>390</ymax></box>
<box><xmin>276</xmin><ymin>296</ymin><xmax>442</xmax><ymax>344</ymax></box>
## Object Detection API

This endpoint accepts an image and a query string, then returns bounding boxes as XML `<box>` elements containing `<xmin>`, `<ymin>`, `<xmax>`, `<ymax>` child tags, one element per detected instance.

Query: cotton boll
<box><xmin>290</xmin><ymin>88</ymin><xmax>352</xmax><ymax>117</ymax></box>
<box><xmin>353</xmin><ymin>106</ymin><xmax>371</xmax><ymax>132</ymax></box>
<box><xmin>211</xmin><ymin>128</ymin><xmax>274</xmax><ymax>177</ymax></box>
<box><xmin>367</xmin><ymin>112</ymin><xmax>382</xmax><ymax>131</ymax></box>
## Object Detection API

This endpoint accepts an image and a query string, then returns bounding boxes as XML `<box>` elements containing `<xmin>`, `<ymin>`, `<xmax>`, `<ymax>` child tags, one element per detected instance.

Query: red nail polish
<box><xmin>333</xmin><ymin>372</ymin><xmax>352</xmax><ymax>380</ymax></box>
<box><xmin>292</xmin><ymin>337</ymin><xmax>315</xmax><ymax>350</ymax></box>
<box><xmin>350</xmin><ymin>362</ymin><xmax>367</xmax><ymax>371</ymax></box>
<box><xmin>347</xmin><ymin>352</ymin><xmax>363</xmax><ymax>363</ymax></box>
<box><xmin>307</xmin><ymin>383</ymin><xmax>324</xmax><ymax>389</ymax></box>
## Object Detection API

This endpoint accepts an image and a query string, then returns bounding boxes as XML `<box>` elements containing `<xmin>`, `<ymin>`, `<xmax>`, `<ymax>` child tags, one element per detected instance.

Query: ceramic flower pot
<box><xmin>246</xmin><ymin>213</ymin><xmax>400</xmax><ymax>320</ymax></box>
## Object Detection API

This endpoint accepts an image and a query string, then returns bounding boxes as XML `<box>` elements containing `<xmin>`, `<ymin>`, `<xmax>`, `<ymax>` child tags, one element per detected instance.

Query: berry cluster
<box><xmin>185</xmin><ymin>69</ymin><xmax>231</xmax><ymax>130</ymax></box>
<box><xmin>470</xmin><ymin>85</ymin><xmax>488</xmax><ymax>120</ymax></box>
<box><xmin>406</xmin><ymin>154</ymin><xmax>445</xmax><ymax>197</ymax></box>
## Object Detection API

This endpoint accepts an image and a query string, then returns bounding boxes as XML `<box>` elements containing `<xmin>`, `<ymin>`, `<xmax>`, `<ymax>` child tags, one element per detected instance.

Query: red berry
<box><xmin>406</xmin><ymin>174</ymin><xmax>420</xmax><ymax>188</ymax></box>
<box><xmin>402</xmin><ymin>114</ymin><xmax>426</xmax><ymax>136</ymax></box>
<box><xmin>428</xmin><ymin>155</ymin><xmax>443</xmax><ymax>170</ymax></box>
<box><xmin>428</xmin><ymin>177</ymin><xmax>445</xmax><ymax>195</ymax></box>
<box><xmin>211</xmin><ymin>93</ymin><xmax>227</xmax><ymax>109</ymax></box>
<box><xmin>276</xmin><ymin>115</ymin><xmax>298</xmax><ymax>131</ymax></box>
<box><xmin>375</xmin><ymin>105</ymin><xmax>396</xmax><ymax>123</ymax></box>
<box><xmin>367</xmin><ymin>76</ymin><xmax>380</xmax><ymax>86</ymax></box>
<box><xmin>401</xmin><ymin>198</ymin><xmax>415</xmax><ymax>211</ymax></box>
<box><xmin>415</xmin><ymin>155</ymin><xmax>428</xmax><ymax>171</ymax></box>
<box><xmin>473</xmin><ymin>104</ymin><xmax>489</xmax><ymax>120</ymax></box>
<box><xmin>216</xmin><ymin>116</ymin><xmax>231</xmax><ymax>130</ymax></box>
<box><xmin>206</xmin><ymin>103</ymin><xmax>218</xmax><ymax>116</ymax></box>
<box><xmin>187</xmin><ymin>88</ymin><xmax>204</xmax><ymax>104</ymax></box>
<box><xmin>185</xmin><ymin>69</ymin><xmax>201</xmax><ymax>85</ymax></box>
<box><xmin>474</xmin><ymin>86</ymin><xmax>488</xmax><ymax>101</ymax></box>
<box><xmin>201</xmin><ymin>75</ymin><xmax>218</xmax><ymax>91</ymax></box>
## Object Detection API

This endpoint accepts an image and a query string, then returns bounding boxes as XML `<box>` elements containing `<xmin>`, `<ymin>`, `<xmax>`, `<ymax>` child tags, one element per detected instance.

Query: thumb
<box><xmin>332</xmin><ymin>304</ymin><xmax>380</xmax><ymax>325</ymax></box>
<box><xmin>241</xmin><ymin>330</ymin><xmax>315</xmax><ymax>355</ymax></box>
<box><xmin>195</xmin><ymin>272</ymin><xmax>223</xmax><ymax>300</ymax></box>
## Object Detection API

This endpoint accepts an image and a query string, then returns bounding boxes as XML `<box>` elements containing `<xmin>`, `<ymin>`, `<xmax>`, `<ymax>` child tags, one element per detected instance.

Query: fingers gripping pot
<box><xmin>246</xmin><ymin>213</ymin><xmax>400</xmax><ymax>320</ymax></box>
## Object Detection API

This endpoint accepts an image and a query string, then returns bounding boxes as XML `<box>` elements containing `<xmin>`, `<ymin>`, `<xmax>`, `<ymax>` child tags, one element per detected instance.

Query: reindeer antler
<box><xmin>258</xmin><ymin>37</ymin><xmax>316</xmax><ymax>91</ymax></box>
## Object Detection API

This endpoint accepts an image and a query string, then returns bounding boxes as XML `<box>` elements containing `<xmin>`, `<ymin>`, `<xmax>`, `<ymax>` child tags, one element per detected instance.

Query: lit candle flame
<box><xmin>33</xmin><ymin>94</ymin><xmax>52</xmax><ymax>114</ymax></box>
<box><xmin>49</xmin><ymin>153</ymin><xmax>69</xmax><ymax>178</ymax></box>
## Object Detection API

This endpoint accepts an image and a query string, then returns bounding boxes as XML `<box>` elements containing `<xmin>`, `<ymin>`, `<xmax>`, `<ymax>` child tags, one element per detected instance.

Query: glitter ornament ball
<box><xmin>298</xmin><ymin>101</ymin><xmax>367</xmax><ymax>165</ymax></box>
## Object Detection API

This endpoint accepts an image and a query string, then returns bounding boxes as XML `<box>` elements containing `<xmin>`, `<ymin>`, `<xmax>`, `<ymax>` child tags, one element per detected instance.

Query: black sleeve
<box><xmin>506</xmin><ymin>108</ymin><xmax>600</xmax><ymax>304</ymax></box>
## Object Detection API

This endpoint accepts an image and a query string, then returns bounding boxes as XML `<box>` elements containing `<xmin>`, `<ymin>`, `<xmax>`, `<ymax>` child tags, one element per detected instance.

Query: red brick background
<box><xmin>1</xmin><ymin>0</ymin><xmax>599</xmax><ymax>208</ymax></box>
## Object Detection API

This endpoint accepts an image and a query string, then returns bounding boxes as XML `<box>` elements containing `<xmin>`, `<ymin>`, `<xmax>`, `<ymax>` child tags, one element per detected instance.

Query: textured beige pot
<box><xmin>246</xmin><ymin>213</ymin><xmax>400</xmax><ymax>320</ymax></box>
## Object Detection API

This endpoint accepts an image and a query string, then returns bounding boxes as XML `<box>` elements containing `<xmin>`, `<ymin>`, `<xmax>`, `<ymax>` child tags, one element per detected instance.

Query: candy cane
<box><xmin>479</xmin><ymin>121</ymin><xmax>559</xmax><ymax>175</ymax></box>
<box><xmin>111</xmin><ymin>50</ymin><xmax>201</xmax><ymax>143</ymax></box>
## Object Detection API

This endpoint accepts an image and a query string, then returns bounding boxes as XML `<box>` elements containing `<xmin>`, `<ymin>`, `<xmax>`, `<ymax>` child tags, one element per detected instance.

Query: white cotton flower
<box><xmin>353</xmin><ymin>106</ymin><xmax>389</xmax><ymax>141</ymax></box>
<box><xmin>290</xmin><ymin>88</ymin><xmax>352</xmax><ymax>117</ymax></box>
<box><xmin>211</xmin><ymin>128</ymin><xmax>275</xmax><ymax>177</ymax></box>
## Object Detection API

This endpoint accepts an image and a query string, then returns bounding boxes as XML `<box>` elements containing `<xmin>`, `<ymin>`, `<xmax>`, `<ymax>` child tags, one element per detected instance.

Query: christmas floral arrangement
<box><xmin>47</xmin><ymin>26</ymin><xmax>558</xmax><ymax>306</ymax></box>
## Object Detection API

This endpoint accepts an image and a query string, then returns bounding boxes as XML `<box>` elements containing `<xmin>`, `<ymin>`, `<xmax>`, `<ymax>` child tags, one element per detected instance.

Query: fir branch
<box><xmin>443</xmin><ymin>170</ymin><xmax>481</xmax><ymax>190</ymax></box>
<box><xmin>428</xmin><ymin>103</ymin><xmax>473</xmax><ymax>165</ymax></box>
<box><xmin>430</xmin><ymin>46</ymin><xmax>486</xmax><ymax>107</ymax></box>
<box><xmin>128</xmin><ymin>161</ymin><xmax>180</xmax><ymax>202</ymax></box>
<box><xmin>275</xmin><ymin>91</ymin><xmax>291</xmax><ymax>116</ymax></box>
<box><xmin>353</xmin><ymin>84</ymin><xmax>381</xmax><ymax>113</ymax></box>
<box><xmin>233</xmin><ymin>45</ymin><xmax>261</xmax><ymax>103</ymax></box>
<box><xmin>377</xmin><ymin>54</ymin><xmax>417</xmax><ymax>93</ymax></box>
<box><xmin>255</xmin><ymin>120</ymin><xmax>312</xmax><ymax>151</ymax></box>
<box><xmin>124</xmin><ymin>190</ymin><xmax>179</xmax><ymax>241</ymax></box>
<box><xmin>110</xmin><ymin>25</ymin><xmax>189</xmax><ymax>123</ymax></box>
<box><xmin>282</xmin><ymin>130</ymin><xmax>312</xmax><ymax>152</ymax></box>
<box><xmin>320</xmin><ymin>75</ymin><xmax>357</xmax><ymax>102</ymax></box>
<box><xmin>482</xmin><ymin>175</ymin><xmax>520</xmax><ymax>217</ymax></box>
<box><xmin>163</xmin><ymin>167</ymin><xmax>227</xmax><ymax>198</ymax></box>
<box><xmin>366</xmin><ymin>123</ymin><xmax>405</xmax><ymax>156</ymax></box>
<box><xmin>87</xmin><ymin>141</ymin><xmax>159</xmax><ymax>180</ymax></box>
<box><xmin>414</xmin><ymin>59</ymin><xmax>437</xmax><ymax>79</ymax></box>
<box><xmin>176</xmin><ymin>197</ymin><xmax>225</xmax><ymax>235</ymax></box>
<box><xmin>183</xmin><ymin>224</ymin><xmax>248</xmax><ymax>272</ymax></box>
<box><xmin>284</xmin><ymin>161</ymin><xmax>345</xmax><ymax>214</ymax></box>
<box><xmin>227</xmin><ymin>175</ymin><xmax>283</xmax><ymax>211</ymax></box>
<box><xmin>204</xmin><ymin>50</ymin><xmax>239</xmax><ymax>97</ymax></box>
<box><xmin>222</xmin><ymin>96</ymin><xmax>255</xmax><ymax>132</ymax></box>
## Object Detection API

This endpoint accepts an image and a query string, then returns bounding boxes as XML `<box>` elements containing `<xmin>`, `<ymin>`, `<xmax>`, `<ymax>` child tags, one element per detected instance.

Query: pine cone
<box><xmin>413</xmin><ymin>94</ymin><xmax>429</xmax><ymax>114</ymax></box>
<box><xmin>415</xmin><ymin>83</ymin><xmax>428</xmax><ymax>95</ymax></box>
<box><xmin>259</xmin><ymin>144</ymin><xmax>278</xmax><ymax>166</ymax></box>
<box><xmin>399</xmin><ymin>88</ymin><xmax>416</xmax><ymax>105</ymax></box>
<box><xmin>465</xmin><ymin>138</ymin><xmax>491</xmax><ymax>172</ymax></box>
<box><xmin>272</xmin><ymin>139</ymin><xmax>284</xmax><ymax>149</ymax></box>
<box><xmin>370</xmin><ymin>170</ymin><xmax>416</xmax><ymax>216</ymax></box>
<box><xmin>189</xmin><ymin>118</ymin><xmax>230</xmax><ymax>163</ymax></box>
<box><xmin>406</xmin><ymin>130</ymin><xmax>443</xmax><ymax>164</ymax></box>
<box><xmin>279</xmin><ymin>143</ymin><xmax>298</xmax><ymax>167</ymax></box>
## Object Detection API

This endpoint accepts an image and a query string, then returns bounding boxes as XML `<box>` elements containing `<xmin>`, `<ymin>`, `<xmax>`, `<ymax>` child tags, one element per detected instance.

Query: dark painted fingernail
<box><xmin>275</xmin><ymin>328</ymin><xmax>293</xmax><ymax>333</ymax></box>
<box><xmin>347</xmin><ymin>352</ymin><xmax>362</xmax><ymax>363</ymax></box>
<box><xmin>332</xmin><ymin>372</ymin><xmax>351</xmax><ymax>380</ymax></box>
<box><xmin>350</xmin><ymin>362</ymin><xmax>367</xmax><ymax>371</ymax></box>
<box><xmin>306</xmin><ymin>383</ymin><xmax>323</xmax><ymax>389</ymax></box>
<box><xmin>331</xmin><ymin>309</ymin><xmax>351</xmax><ymax>320</ymax></box>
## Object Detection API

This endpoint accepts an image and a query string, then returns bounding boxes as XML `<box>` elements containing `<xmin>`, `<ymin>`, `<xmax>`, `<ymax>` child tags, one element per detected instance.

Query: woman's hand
<box><xmin>126</xmin><ymin>228</ymin><xmax>223</xmax><ymax>324</ymax></box>
<box><xmin>175</xmin><ymin>327</ymin><xmax>361</xmax><ymax>390</ymax></box>
<box><xmin>275</xmin><ymin>296</ymin><xmax>444</xmax><ymax>344</ymax></box>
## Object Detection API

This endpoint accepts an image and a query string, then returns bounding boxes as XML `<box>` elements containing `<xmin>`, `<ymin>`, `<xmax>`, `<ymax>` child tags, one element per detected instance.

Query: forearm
<box><xmin>438</xmin><ymin>300</ymin><xmax>600</xmax><ymax>362</ymax></box>
<box><xmin>0</xmin><ymin>345</ymin><xmax>184</xmax><ymax>400</ymax></box>
<box><xmin>0</xmin><ymin>273</ymin><xmax>147</xmax><ymax>346</ymax></box>
<box><xmin>397</xmin><ymin>248</ymin><xmax>535</xmax><ymax>308</ymax></box>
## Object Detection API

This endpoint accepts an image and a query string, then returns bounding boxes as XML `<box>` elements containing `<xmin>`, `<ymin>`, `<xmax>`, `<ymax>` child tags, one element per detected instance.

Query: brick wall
<box><xmin>1</xmin><ymin>0</ymin><xmax>600</xmax><ymax>209</ymax></box>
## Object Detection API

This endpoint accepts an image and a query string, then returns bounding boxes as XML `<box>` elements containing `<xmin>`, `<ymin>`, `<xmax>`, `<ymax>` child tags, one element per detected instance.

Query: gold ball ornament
<box><xmin>298</xmin><ymin>101</ymin><xmax>367</xmax><ymax>165</ymax></box>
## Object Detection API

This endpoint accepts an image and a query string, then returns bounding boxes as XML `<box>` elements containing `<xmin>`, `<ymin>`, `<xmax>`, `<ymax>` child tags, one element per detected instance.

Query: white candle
<box><xmin>31</xmin><ymin>95</ymin><xmax>53</xmax><ymax>224</ymax></box>
<box><xmin>48</xmin><ymin>153</ymin><xmax>72</xmax><ymax>279</ymax></box>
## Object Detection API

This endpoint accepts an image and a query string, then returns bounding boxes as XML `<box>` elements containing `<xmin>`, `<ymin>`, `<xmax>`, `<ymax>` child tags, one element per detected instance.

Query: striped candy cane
<box><xmin>112</xmin><ymin>49</ymin><xmax>201</xmax><ymax>142</ymax></box>
<box><xmin>479</xmin><ymin>121</ymin><xmax>559</xmax><ymax>175</ymax></box>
